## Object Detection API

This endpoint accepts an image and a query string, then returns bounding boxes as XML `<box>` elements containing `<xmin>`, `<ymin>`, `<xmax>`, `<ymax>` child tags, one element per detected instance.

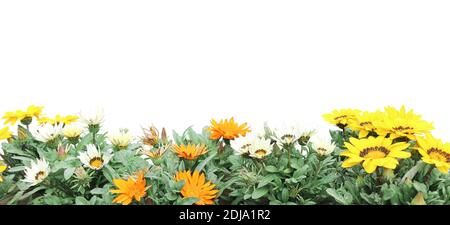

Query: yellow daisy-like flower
<box><xmin>54</xmin><ymin>114</ymin><xmax>79</xmax><ymax>125</ymax></box>
<box><xmin>322</xmin><ymin>108</ymin><xmax>360</xmax><ymax>129</ymax></box>
<box><xmin>110</xmin><ymin>171</ymin><xmax>149</xmax><ymax>205</ymax></box>
<box><xmin>416</xmin><ymin>134</ymin><xmax>450</xmax><ymax>174</ymax></box>
<box><xmin>37</xmin><ymin>117</ymin><xmax>52</xmax><ymax>125</ymax></box>
<box><xmin>175</xmin><ymin>170</ymin><xmax>219</xmax><ymax>205</ymax></box>
<box><xmin>25</xmin><ymin>105</ymin><xmax>44</xmax><ymax>118</ymax></box>
<box><xmin>3</xmin><ymin>105</ymin><xmax>44</xmax><ymax>125</ymax></box>
<box><xmin>208</xmin><ymin>117</ymin><xmax>250</xmax><ymax>140</ymax></box>
<box><xmin>173</xmin><ymin>144</ymin><xmax>208</xmax><ymax>160</ymax></box>
<box><xmin>0</xmin><ymin>164</ymin><xmax>7</xmax><ymax>183</ymax></box>
<box><xmin>374</xmin><ymin>106</ymin><xmax>434</xmax><ymax>141</ymax></box>
<box><xmin>348</xmin><ymin>111</ymin><xmax>384</xmax><ymax>138</ymax></box>
<box><xmin>39</xmin><ymin>114</ymin><xmax>78</xmax><ymax>125</ymax></box>
<box><xmin>0</xmin><ymin>127</ymin><xmax>12</xmax><ymax>140</ymax></box>
<box><xmin>2</xmin><ymin>110</ymin><xmax>25</xmax><ymax>125</ymax></box>
<box><xmin>341</xmin><ymin>136</ymin><xmax>411</xmax><ymax>173</ymax></box>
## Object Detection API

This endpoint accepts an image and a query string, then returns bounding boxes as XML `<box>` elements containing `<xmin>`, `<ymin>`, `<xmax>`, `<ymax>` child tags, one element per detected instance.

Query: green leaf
<box><xmin>64</xmin><ymin>167</ymin><xmax>76</xmax><ymax>180</ymax></box>
<box><xmin>195</xmin><ymin>152</ymin><xmax>217</xmax><ymax>172</ymax></box>
<box><xmin>265</xmin><ymin>166</ymin><xmax>278</xmax><ymax>173</ymax></box>
<box><xmin>20</xmin><ymin>186</ymin><xmax>46</xmax><ymax>200</ymax></box>
<box><xmin>413</xmin><ymin>182</ymin><xmax>428</xmax><ymax>194</ymax></box>
<box><xmin>252</xmin><ymin>187</ymin><xmax>269</xmax><ymax>199</ymax></box>
<box><xmin>281</xmin><ymin>188</ymin><xmax>289</xmax><ymax>202</ymax></box>
<box><xmin>257</xmin><ymin>174</ymin><xmax>277</xmax><ymax>188</ymax></box>
<box><xmin>178</xmin><ymin>197</ymin><xmax>200</xmax><ymax>205</ymax></box>
<box><xmin>75</xmin><ymin>197</ymin><xmax>90</xmax><ymax>205</ymax></box>
<box><xmin>8</xmin><ymin>166</ymin><xmax>26</xmax><ymax>173</ymax></box>
<box><xmin>91</xmin><ymin>188</ymin><xmax>106</xmax><ymax>195</ymax></box>
<box><xmin>326</xmin><ymin>188</ymin><xmax>352</xmax><ymax>205</ymax></box>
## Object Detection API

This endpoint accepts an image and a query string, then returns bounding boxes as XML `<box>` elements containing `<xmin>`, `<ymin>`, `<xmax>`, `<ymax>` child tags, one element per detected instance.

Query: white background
<box><xmin>1</xmin><ymin>1</ymin><xmax>449</xmax><ymax>139</ymax></box>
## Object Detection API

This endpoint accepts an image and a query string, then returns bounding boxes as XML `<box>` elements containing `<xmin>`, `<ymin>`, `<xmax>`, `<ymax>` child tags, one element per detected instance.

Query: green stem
<box><xmin>288</xmin><ymin>145</ymin><xmax>292</xmax><ymax>166</ymax></box>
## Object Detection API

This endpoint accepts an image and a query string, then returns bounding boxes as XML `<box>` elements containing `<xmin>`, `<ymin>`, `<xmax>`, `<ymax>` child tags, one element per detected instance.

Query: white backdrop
<box><xmin>1</xmin><ymin>1</ymin><xmax>449</xmax><ymax>139</ymax></box>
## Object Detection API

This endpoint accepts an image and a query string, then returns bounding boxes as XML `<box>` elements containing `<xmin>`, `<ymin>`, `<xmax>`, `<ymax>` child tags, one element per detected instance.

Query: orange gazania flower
<box><xmin>110</xmin><ymin>171</ymin><xmax>149</xmax><ymax>205</ymax></box>
<box><xmin>173</xmin><ymin>144</ymin><xmax>208</xmax><ymax>160</ymax></box>
<box><xmin>208</xmin><ymin>117</ymin><xmax>250</xmax><ymax>140</ymax></box>
<box><xmin>175</xmin><ymin>170</ymin><xmax>219</xmax><ymax>205</ymax></box>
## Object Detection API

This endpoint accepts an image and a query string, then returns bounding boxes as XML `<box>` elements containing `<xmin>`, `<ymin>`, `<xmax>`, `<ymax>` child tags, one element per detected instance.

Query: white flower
<box><xmin>79</xmin><ymin>108</ymin><xmax>104</xmax><ymax>126</ymax></box>
<box><xmin>23</xmin><ymin>158</ymin><xmax>50</xmax><ymax>186</ymax></box>
<box><xmin>31</xmin><ymin>123</ymin><xmax>62</xmax><ymax>143</ymax></box>
<box><xmin>62</xmin><ymin>123</ymin><xmax>86</xmax><ymax>138</ymax></box>
<box><xmin>312</xmin><ymin>137</ymin><xmax>336</xmax><ymax>156</ymax></box>
<box><xmin>231</xmin><ymin>137</ymin><xmax>253</xmax><ymax>156</ymax></box>
<box><xmin>249</xmin><ymin>138</ymin><xmax>273</xmax><ymax>159</ymax></box>
<box><xmin>272</xmin><ymin>124</ymin><xmax>302</xmax><ymax>146</ymax></box>
<box><xmin>299</xmin><ymin>129</ymin><xmax>318</xmax><ymax>144</ymax></box>
<box><xmin>78</xmin><ymin>144</ymin><xmax>112</xmax><ymax>170</ymax></box>
<box><xmin>108</xmin><ymin>129</ymin><xmax>133</xmax><ymax>149</ymax></box>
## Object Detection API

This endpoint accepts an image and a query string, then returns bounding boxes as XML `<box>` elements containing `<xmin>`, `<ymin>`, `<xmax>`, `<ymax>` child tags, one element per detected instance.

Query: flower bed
<box><xmin>0</xmin><ymin>105</ymin><xmax>448</xmax><ymax>205</ymax></box>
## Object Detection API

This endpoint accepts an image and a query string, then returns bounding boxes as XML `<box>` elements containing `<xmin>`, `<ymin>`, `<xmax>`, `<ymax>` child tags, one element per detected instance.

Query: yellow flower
<box><xmin>416</xmin><ymin>134</ymin><xmax>450</xmax><ymax>174</ymax></box>
<box><xmin>38</xmin><ymin>117</ymin><xmax>52</xmax><ymax>125</ymax></box>
<box><xmin>341</xmin><ymin>136</ymin><xmax>411</xmax><ymax>173</ymax></box>
<box><xmin>374</xmin><ymin>106</ymin><xmax>434</xmax><ymax>141</ymax></box>
<box><xmin>62</xmin><ymin>123</ymin><xmax>84</xmax><ymax>139</ymax></box>
<box><xmin>25</xmin><ymin>105</ymin><xmax>44</xmax><ymax>118</ymax></box>
<box><xmin>322</xmin><ymin>108</ymin><xmax>360</xmax><ymax>129</ymax></box>
<box><xmin>110</xmin><ymin>171</ymin><xmax>149</xmax><ymax>205</ymax></box>
<box><xmin>208</xmin><ymin>117</ymin><xmax>250</xmax><ymax>140</ymax></box>
<box><xmin>141</xmin><ymin>146</ymin><xmax>168</xmax><ymax>159</ymax></box>
<box><xmin>0</xmin><ymin>127</ymin><xmax>12</xmax><ymax>140</ymax></box>
<box><xmin>108</xmin><ymin>129</ymin><xmax>133</xmax><ymax>149</ymax></box>
<box><xmin>173</xmin><ymin>144</ymin><xmax>208</xmax><ymax>160</ymax></box>
<box><xmin>2</xmin><ymin>110</ymin><xmax>25</xmax><ymax>125</ymax></box>
<box><xmin>39</xmin><ymin>114</ymin><xmax>78</xmax><ymax>125</ymax></box>
<box><xmin>348</xmin><ymin>111</ymin><xmax>384</xmax><ymax>138</ymax></box>
<box><xmin>174</xmin><ymin>170</ymin><xmax>219</xmax><ymax>205</ymax></box>
<box><xmin>54</xmin><ymin>114</ymin><xmax>79</xmax><ymax>125</ymax></box>
<box><xmin>0</xmin><ymin>164</ymin><xmax>7</xmax><ymax>183</ymax></box>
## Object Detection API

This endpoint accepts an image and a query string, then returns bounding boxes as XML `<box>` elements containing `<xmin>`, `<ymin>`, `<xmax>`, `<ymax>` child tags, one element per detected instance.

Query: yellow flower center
<box><xmin>89</xmin><ymin>157</ymin><xmax>104</xmax><ymax>169</ymax></box>
<box><xmin>360</xmin><ymin>146</ymin><xmax>389</xmax><ymax>159</ymax></box>
<box><xmin>255</xmin><ymin>149</ymin><xmax>267</xmax><ymax>157</ymax></box>
<box><xmin>427</xmin><ymin>148</ymin><xmax>450</xmax><ymax>163</ymax></box>
<box><xmin>317</xmin><ymin>147</ymin><xmax>328</xmax><ymax>155</ymax></box>
<box><xmin>35</xmin><ymin>171</ymin><xmax>46</xmax><ymax>181</ymax></box>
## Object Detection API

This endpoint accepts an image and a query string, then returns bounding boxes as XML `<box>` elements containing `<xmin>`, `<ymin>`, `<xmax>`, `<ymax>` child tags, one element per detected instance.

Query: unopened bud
<box><xmin>411</xmin><ymin>192</ymin><xmax>426</xmax><ymax>205</ymax></box>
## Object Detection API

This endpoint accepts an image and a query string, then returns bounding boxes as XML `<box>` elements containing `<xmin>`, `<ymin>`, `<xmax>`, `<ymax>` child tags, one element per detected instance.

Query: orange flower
<box><xmin>175</xmin><ymin>170</ymin><xmax>219</xmax><ymax>205</ymax></box>
<box><xmin>110</xmin><ymin>171</ymin><xmax>149</xmax><ymax>205</ymax></box>
<box><xmin>208</xmin><ymin>117</ymin><xmax>250</xmax><ymax>140</ymax></box>
<box><xmin>173</xmin><ymin>144</ymin><xmax>208</xmax><ymax>160</ymax></box>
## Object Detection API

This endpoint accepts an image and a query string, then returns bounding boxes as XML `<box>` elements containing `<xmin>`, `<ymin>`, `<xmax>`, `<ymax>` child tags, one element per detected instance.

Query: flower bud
<box><xmin>411</xmin><ymin>192</ymin><xmax>426</xmax><ymax>205</ymax></box>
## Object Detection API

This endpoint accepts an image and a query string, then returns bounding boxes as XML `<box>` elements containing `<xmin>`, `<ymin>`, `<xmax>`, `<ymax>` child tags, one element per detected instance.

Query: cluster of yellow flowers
<box><xmin>323</xmin><ymin>106</ymin><xmax>449</xmax><ymax>174</ymax></box>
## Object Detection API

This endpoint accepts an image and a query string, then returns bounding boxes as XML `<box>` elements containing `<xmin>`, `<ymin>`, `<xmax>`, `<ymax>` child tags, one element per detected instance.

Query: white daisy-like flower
<box><xmin>312</xmin><ymin>137</ymin><xmax>336</xmax><ymax>156</ymax></box>
<box><xmin>31</xmin><ymin>123</ymin><xmax>63</xmax><ymax>143</ymax></box>
<box><xmin>62</xmin><ymin>122</ymin><xmax>86</xmax><ymax>138</ymax></box>
<box><xmin>299</xmin><ymin>129</ymin><xmax>318</xmax><ymax>144</ymax></box>
<box><xmin>79</xmin><ymin>108</ymin><xmax>104</xmax><ymax>126</ymax></box>
<box><xmin>231</xmin><ymin>137</ymin><xmax>253</xmax><ymax>156</ymax></box>
<box><xmin>249</xmin><ymin>138</ymin><xmax>273</xmax><ymax>159</ymax></box>
<box><xmin>23</xmin><ymin>158</ymin><xmax>51</xmax><ymax>186</ymax></box>
<box><xmin>78</xmin><ymin>144</ymin><xmax>112</xmax><ymax>170</ymax></box>
<box><xmin>108</xmin><ymin>129</ymin><xmax>133</xmax><ymax>149</ymax></box>
<box><xmin>272</xmin><ymin>124</ymin><xmax>302</xmax><ymax>147</ymax></box>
